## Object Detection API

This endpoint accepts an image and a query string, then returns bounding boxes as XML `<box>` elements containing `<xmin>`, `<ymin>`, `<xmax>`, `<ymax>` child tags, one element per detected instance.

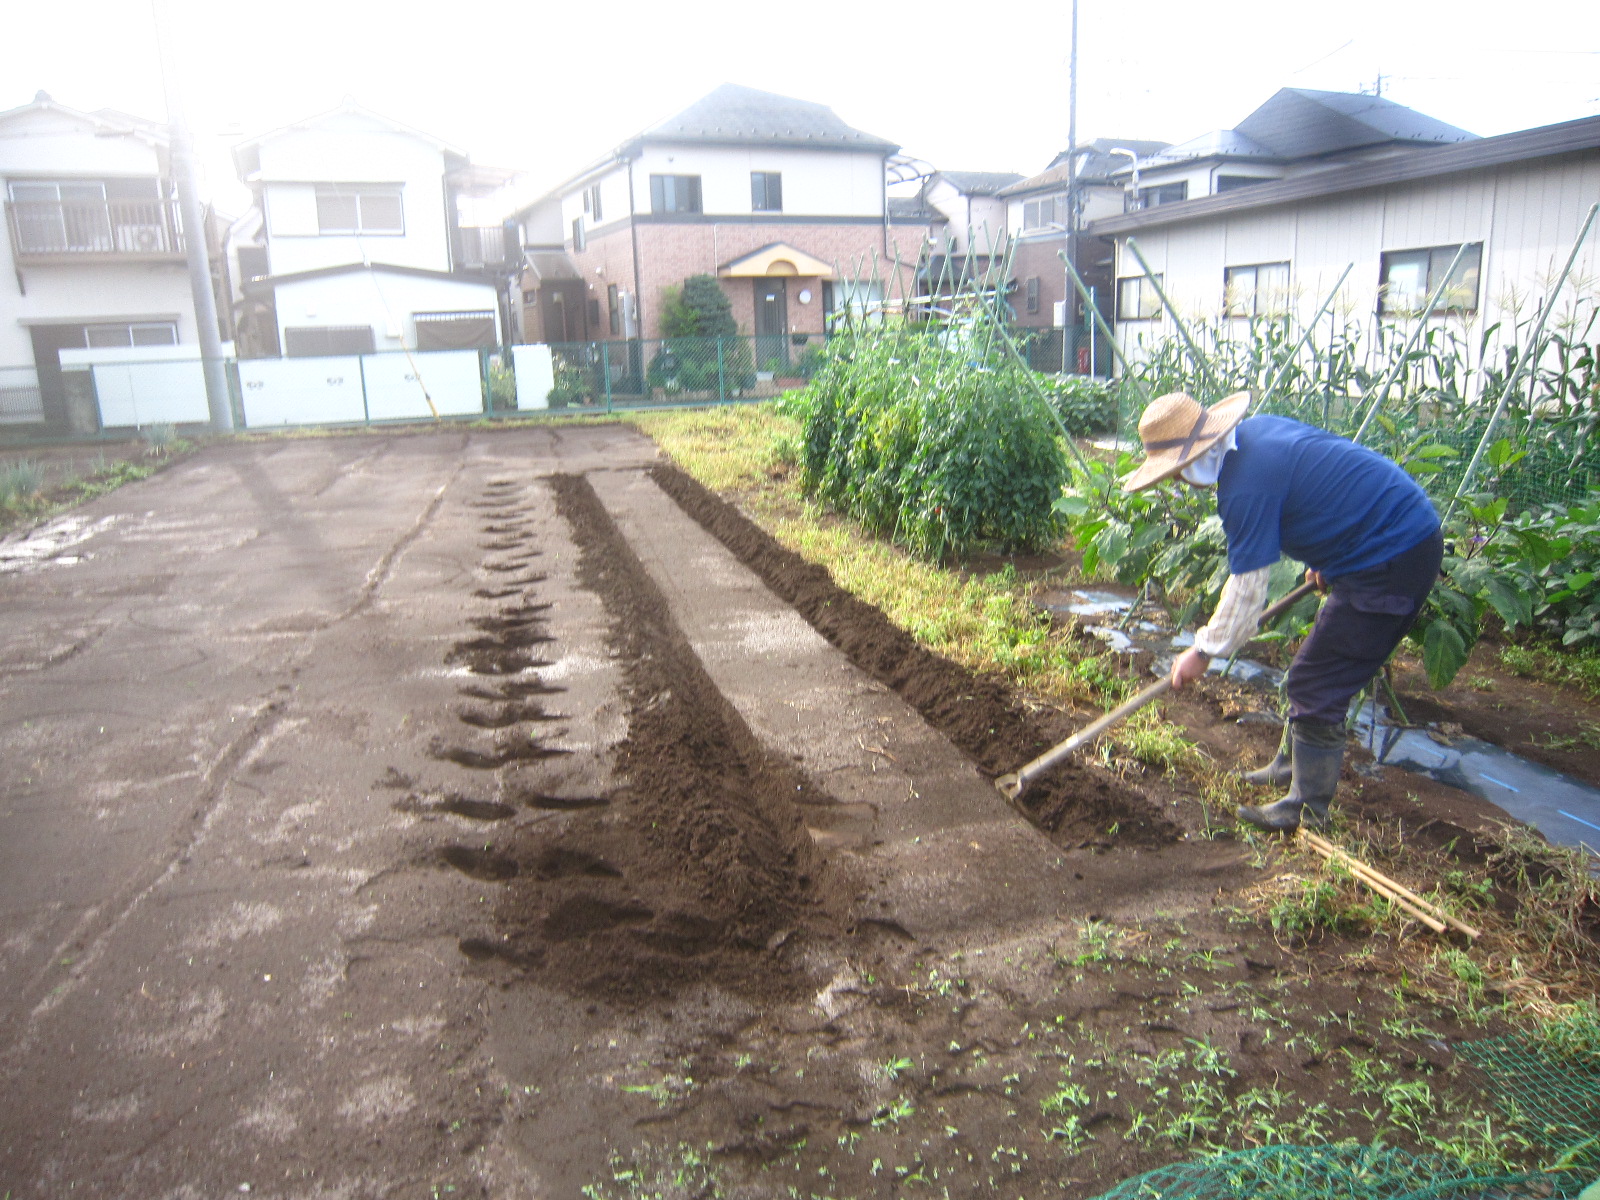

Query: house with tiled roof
<box><xmin>1122</xmin><ymin>88</ymin><xmax>1477</xmax><ymax>209</ymax></box>
<box><xmin>507</xmin><ymin>84</ymin><xmax>943</xmax><ymax>371</ymax></box>
<box><xmin>226</xmin><ymin>100</ymin><xmax>515</xmax><ymax>359</ymax></box>
<box><xmin>996</xmin><ymin>138</ymin><xmax>1168</xmax><ymax>371</ymax></box>
<box><xmin>0</xmin><ymin>92</ymin><xmax>209</xmax><ymax>432</ymax></box>
<box><xmin>1086</xmin><ymin>92</ymin><xmax>1599</xmax><ymax>370</ymax></box>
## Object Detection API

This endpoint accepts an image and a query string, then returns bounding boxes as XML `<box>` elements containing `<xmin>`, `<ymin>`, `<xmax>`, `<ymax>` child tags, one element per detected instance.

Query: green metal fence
<box><xmin>545</xmin><ymin>333</ymin><xmax>831</xmax><ymax>412</ymax></box>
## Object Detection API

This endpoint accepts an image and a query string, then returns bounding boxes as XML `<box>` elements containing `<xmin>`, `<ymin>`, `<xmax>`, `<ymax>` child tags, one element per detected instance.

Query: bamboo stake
<box><xmin>1060</xmin><ymin>252</ymin><xmax>1153</xmax><ymax>409</ymax></box>
<box><xmin>1444</xmin><ymin>201</ymin><xmax>1600</xmax><ymax>522</ymax></box>
<box><xmin>1299</xmin><ymin>829</ymin><xmax>1481</xmax><ymax>938</ymax></box>
<box><xmin>1125</xmin><ymin>237</ymin><xmax>1224</xmax><ymax>399</ymax></box>
<box><xmin>1350</xmin><ymin>242</ymin><xmax>1471</xmax><ymax>445</ymax></box>
<box><xmin>1258</xmin><ymin>264</ymin><xmax>1354</xmax><ymax>407</ymax></box>
<box><xmin>1299</xmin><ymin>833</ymin><xmax>1447</xmax><ymax>933</ymax></box>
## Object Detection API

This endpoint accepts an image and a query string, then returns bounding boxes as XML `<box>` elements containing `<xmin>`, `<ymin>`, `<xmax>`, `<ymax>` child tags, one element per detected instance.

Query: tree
<box><xmin>648</xmin><ymin>275</ymin><xmax>754</xmax><ymax>394</ymax></box>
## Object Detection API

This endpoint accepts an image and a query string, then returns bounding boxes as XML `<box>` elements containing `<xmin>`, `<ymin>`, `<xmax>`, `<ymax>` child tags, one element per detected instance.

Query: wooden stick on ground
<box><xmin>1298</xmin><ymin>829</ymin><xmax>1481</xmax><ymax>938</ymax></box>
<box><xmin>1300</xmin><ymin>834</ymin><xmax>1448</xmax><ymax>933</ymax></box>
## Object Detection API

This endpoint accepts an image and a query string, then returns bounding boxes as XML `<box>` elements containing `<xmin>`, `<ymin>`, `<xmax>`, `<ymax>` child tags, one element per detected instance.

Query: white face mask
<box><xmin>1179</xmin><ymin>427</ymin><xmax>1237</xmax><ymax>487</ymax></box>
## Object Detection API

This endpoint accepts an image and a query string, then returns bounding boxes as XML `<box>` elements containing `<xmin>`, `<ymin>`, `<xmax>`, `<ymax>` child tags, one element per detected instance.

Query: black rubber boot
<box><xmin>1241</xmin><ymin>751</ymin><xmax>1292</xmax><ymax>788</ymax></box>
<box><xmin>1237</xmin><ymin>725</ymin><xmax>1343</xmax><ymax>832</ymax></box>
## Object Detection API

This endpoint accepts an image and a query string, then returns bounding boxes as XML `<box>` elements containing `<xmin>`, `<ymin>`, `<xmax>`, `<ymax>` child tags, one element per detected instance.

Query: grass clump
<box><xmin>639</xmin><ymin>402</ymin><xmax>1132</xmax><ymax>710</ymax></box>
<box><xmin>1499</xmin><ymin>641</ymin><xmax>1600</xmax><ymax>701</ymax></box>
<box><xmin>0</xmin><ymin>459</ymin><xmax>44</xmax><ymax>509</ymax></box>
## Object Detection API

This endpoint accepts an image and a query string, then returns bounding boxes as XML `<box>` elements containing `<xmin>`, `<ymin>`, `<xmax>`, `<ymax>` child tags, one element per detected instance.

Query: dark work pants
<box><xmin>1286</xmin><ymin>529</ymin><xmax>1445</xmax><ymax>727</ymax></box>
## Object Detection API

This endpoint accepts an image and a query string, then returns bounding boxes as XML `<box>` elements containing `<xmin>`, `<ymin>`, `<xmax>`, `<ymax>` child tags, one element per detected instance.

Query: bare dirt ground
<box><xmin>0</xmin><ymin>426</ymin><xmax>1591</xmax><ymax>1199</ymax></box>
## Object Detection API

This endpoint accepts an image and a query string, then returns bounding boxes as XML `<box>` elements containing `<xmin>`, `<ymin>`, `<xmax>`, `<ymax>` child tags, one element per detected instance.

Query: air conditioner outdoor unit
<box><xmin>115</xmin><ymin>224</ymin><xmax>166</xmax><ymax>253</ymax></box>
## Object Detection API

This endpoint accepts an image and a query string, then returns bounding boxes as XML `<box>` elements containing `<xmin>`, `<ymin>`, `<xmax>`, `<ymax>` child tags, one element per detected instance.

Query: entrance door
<box><xmin>753</xmin><ymin>278</ymin><xmax>788</xmax><ymax>370</ymax></box>
<box><xmin>29</xmin><ymin>324</ymin><xmax>90</xmax><ymax>432</ymax></box>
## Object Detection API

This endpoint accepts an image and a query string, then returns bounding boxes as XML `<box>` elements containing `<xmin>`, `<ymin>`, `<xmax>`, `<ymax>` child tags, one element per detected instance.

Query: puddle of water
<box><xmin>1041</xmin><ymin>588</ymin><xmax>1134</xmax><ymax>619</ymax></box>
<box><xmin>1083</xmin><ymin>626</ymin><xmax>1133</xmax><ymax>652</ymax></box>
<box><xmin>1354</xmin><ymin>703</ymin><xmax>1600</xmax><ymax>852</ymax></box>
<box><xmin>0</xmin><ymin>514</ymin><xmax>120</xmax><ymax>573</ymax></box>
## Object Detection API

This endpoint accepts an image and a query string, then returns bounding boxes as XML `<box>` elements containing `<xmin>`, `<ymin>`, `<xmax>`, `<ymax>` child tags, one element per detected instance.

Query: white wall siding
<box><xmin>264</xmin><ymin>181</ymin><xmax>449</xmax><ymax>275</ymax></box>
<box><xmin>1110</xmin><ymin>153</ymin><xmax>1600</xmax><ymax>374</ymax></box>
<box><xmin>1221</xmin><ymin>212</ymin><xmax>1295</xmax><ymax>273</ymax></box>
<box><xmin>0</xmin><ymin>108</ymin><xmax>161</xmax><ymax>178</ymax></box>
<box><xmin>254</xmin><ymin>117</ymin><xmax>446</xmax><ymax>184</ymax></box>
<box><xmin>628</xmin><ymin>145</ymin><xmax>883</xmax><ymax>218</ymax></box>
<box><xmin>254</xmin><ymin>117</ymin><xmax>454</xmax><ymax>276</ymax></box>
<box><xmin>0</xmin><ymin>266</ymin><xmax>197</xmax><ymax>366</ymax></box>
<box><xmin>272</xmin><ymin>272</ymin><xmax>499</xmax><ymax>352</ymax></box>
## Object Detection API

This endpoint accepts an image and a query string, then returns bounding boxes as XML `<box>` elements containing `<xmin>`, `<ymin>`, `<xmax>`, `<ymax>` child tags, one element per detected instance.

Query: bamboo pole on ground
<box><xmin>1299</xmin><ymin>828</ymin><xmax>1481</xmax><ymax>938</ymax></box>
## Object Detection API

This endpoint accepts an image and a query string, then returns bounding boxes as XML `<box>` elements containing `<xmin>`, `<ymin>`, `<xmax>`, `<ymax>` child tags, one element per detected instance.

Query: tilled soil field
<box><xmin>0</xmin><ymin>425</ymin><xmax>1586</xmax><ymax>1199</ymax></box>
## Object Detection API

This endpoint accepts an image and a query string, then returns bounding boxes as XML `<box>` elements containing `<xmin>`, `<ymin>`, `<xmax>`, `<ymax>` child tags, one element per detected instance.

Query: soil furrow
<box><xmin>649</xmin><ymin>461</ymin><xmax>1180</xmax><ymax>848</ymax></box>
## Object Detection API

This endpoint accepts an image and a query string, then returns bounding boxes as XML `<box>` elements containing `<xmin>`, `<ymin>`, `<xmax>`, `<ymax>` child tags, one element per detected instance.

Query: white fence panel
<box><xmin>510</xmin><ymin>345</ymin><xmax>554</xmax><ymax>410</ymax></box>
<box><xmin>362</xmin><ymin>350</ymin><xmax>483</xmax><ymax>421</ymax></box>
<box><xmin>59</xmin><ymin>345</ymin><xmax>214</xmax><ymax>427</ymax></box>
<box><xmin>91</xmin><ymin>360</ymin><xmax>210</xmax><ymax>426</ymax></box>
<box><xmin>239</xmin><ymin>356</ymin><xmax>365</xmax><ymax>427</ymax></box>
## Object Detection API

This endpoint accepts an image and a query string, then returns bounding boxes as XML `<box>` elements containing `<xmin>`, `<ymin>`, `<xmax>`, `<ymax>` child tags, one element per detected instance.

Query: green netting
<box><xmin>1085</xmin><ymin>1144</ymin><xmax>1588</xmax><ymax>1200</ymax></box>
<box><xmin>1458</xmin><ymin>1034</ymin><xmax>1600</xmax><ymax>1165</ymax></box>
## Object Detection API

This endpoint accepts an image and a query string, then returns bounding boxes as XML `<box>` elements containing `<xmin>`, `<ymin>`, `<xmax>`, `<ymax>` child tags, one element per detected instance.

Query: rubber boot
<box><xmin>1237</xmin><ymin>726</ymin><xmax>1343</xmax><ymax>832</ymax></box>
<box><xmin>1241</xmin><ymin>751</ymin><xmax>1292</xmax><ymax>787</ymax></box>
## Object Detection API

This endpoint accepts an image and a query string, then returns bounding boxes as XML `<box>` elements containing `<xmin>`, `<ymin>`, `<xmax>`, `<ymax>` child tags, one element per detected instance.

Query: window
<box><xmin>1216</xmin><ymin>175</ymin><xmax>1266</xmax><ymax>193</ymax></box>
<box><xmin>1023</xmin><ymin>195</ymin><xmax>1065</xmax><ymax>230</ymax></box>
<box><xmin>571</xmin><ymin>216</ymin><xmax>586</xmax><ymax>251</ymax></box>
<box><xmin>584</xmin><ymin>183</ymin><xmax>603</xmax><ymax>222</ymax></box>
<box><xmin>1379</xmin><ymin>243</ymin><xmax>1482</xmax><ymax>315</ymax></box>
<box><xmin>282</xmin><ymin>325</ymin><xmax>376</xmax><ymax>357</ymax></box>
<box><xmin>650</xmin><ymin>174</ymin><xmax>702</xmax><ymax>214</ymax></box>
<box><xmin>414</xmin><ymin>310</ymin><xmax>496</xmax><ymax>351</ymax></box>
<box><xmin>1025</xmin><ymin>277</ymin><xmax>1040</xmax><ymax>315</ymax></box>
<box><xmin>1137</xmin><ymin>182</ymin><xmax>1188</xmax><ymax>207</ymax></box>
<box><xmin>237</xmin><ymin>245</ymin><xmax>269</xmax><ymax>281</ymax></box>
<box><xmin>1117</xmin><ymin>274</ymin><xmax>1163</xmax><ymax>321</ymax></box>
<box><xmin>588</xmin><ymin>298</ymin><xmax>602</xmax><ymax>326</ymax></box>
<box><xmin>50</xmin><ymin>321</ymin><xmax>179</xmax><ymax>350</ymax></box>
<box><xmin>1224</xmin><ymin>262</ymin><xmax>1290</xmax><ymax>317</ymax></box>
<box><xmin>608</xmin><ymin>284</ymin><xmax>621</xmax><ymax>335</ymax></box>
<box><xmin>83</xmin><ymin>322</ymin><xmax>179</xmax><ymax>348</ymax></box>
<box><xmin>314</xmin><ymin>185</ymin><xmax>403</xmax><ymax>235</ymax></box>
<box><xmin>751</xmin><ymin>171</ymin><xmax>782</xmax><ymax>213</ymax></box>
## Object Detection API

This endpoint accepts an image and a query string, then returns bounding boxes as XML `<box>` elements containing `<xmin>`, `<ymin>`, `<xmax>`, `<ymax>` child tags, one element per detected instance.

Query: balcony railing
<box><xmin>5</xmin><ymin>198</ymin><xmax>185</xmax><ymax>263</ymax></box>
<box><xmin>454</xmin><ymin>224</ymin><xmax>514</xmax><ymax>272</ymax></box>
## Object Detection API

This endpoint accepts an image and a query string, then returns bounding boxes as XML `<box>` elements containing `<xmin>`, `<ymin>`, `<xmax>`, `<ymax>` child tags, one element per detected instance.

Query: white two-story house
<box><xmin>509</xmin><ymin>84</ymin><xmax>941</xmax><ymax>366</ymax></box>
<box><xmin>228</xmin><ymin>101</ymin><xmax>510</xmax><ymax>358</ymax></box>
<box><xmin>997</xmin><ymin>139</ymin><xmax>1167</xmax><ymax>373</ymax></box>
<box><xmin>1</xmin><ymin>92</ymin><xmax>205</xmax><ymax>432</ymax></box>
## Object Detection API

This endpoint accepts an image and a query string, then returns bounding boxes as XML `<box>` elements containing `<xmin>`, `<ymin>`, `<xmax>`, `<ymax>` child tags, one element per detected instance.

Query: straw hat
<box><xmin>1121</xmin><ymin>391</ymin><xmax>1251</xmax><ymax>492</ymax></box>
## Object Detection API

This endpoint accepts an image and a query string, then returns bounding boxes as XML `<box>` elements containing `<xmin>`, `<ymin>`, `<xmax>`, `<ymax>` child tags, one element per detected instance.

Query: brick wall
<box><xmin>1011</xmin><ymin>236</ymin><xmax>1068</xmax><ymax>331</ymax></box>
<box><xmin>558</xmin><ymin>218</ymin><xmax>940</xmax><ymax>340</ymax></box>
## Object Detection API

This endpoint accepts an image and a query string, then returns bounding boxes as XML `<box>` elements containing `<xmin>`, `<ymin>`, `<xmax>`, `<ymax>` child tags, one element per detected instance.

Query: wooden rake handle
<box><xmin>998</xmin><ymin>579</ymin><xmax>1317</xmax><ymax>800</ymax></box>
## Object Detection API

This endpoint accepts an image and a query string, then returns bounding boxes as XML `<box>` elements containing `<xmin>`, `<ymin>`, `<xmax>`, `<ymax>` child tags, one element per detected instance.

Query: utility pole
<box><xmin>153</xmin><ymin>0</ymin><xmax>233</xmax><ymax>431</ymax></box>
<box><xmin>1064</xmin><ymin>0</ymin><xmax>1080</xmax><ymax>372</ymax></box>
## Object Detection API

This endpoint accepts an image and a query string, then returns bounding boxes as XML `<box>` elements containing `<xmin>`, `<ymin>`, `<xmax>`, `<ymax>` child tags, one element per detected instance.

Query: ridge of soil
<box><xmin>466</xmin><ymin>472</ymin><xmax>848</xmax><ymax>1006</ymax></box>
<box><xmin>650</xmin><ymin>462</ymin><xmax>1181</xmax><ymax>850</ymax></box>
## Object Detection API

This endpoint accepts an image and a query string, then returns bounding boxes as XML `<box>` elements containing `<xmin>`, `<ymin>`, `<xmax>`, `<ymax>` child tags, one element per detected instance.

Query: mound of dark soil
<box><xmin>650</xmin><ymin>463</ymin><xmax>1179</xmax><ymax>849</ymax></box>
<box><xmin>478</xmin><ymin>474</ymin><xmax>848</xmax><ymax>1005</ymax></box>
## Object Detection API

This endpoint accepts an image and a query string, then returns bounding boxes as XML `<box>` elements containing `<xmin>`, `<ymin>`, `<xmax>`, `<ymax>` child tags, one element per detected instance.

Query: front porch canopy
<box><xmin>717</xmin><ymin>242</ymin><xmax>834</xmax><ymax>278</ymax></box>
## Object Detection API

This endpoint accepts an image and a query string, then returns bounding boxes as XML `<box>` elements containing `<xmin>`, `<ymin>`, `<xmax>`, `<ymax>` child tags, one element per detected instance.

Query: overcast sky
<box><xmin>4</xmin><ymin>0</ymin><xmax>1597</xmax><ymax>215</ymax></box>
